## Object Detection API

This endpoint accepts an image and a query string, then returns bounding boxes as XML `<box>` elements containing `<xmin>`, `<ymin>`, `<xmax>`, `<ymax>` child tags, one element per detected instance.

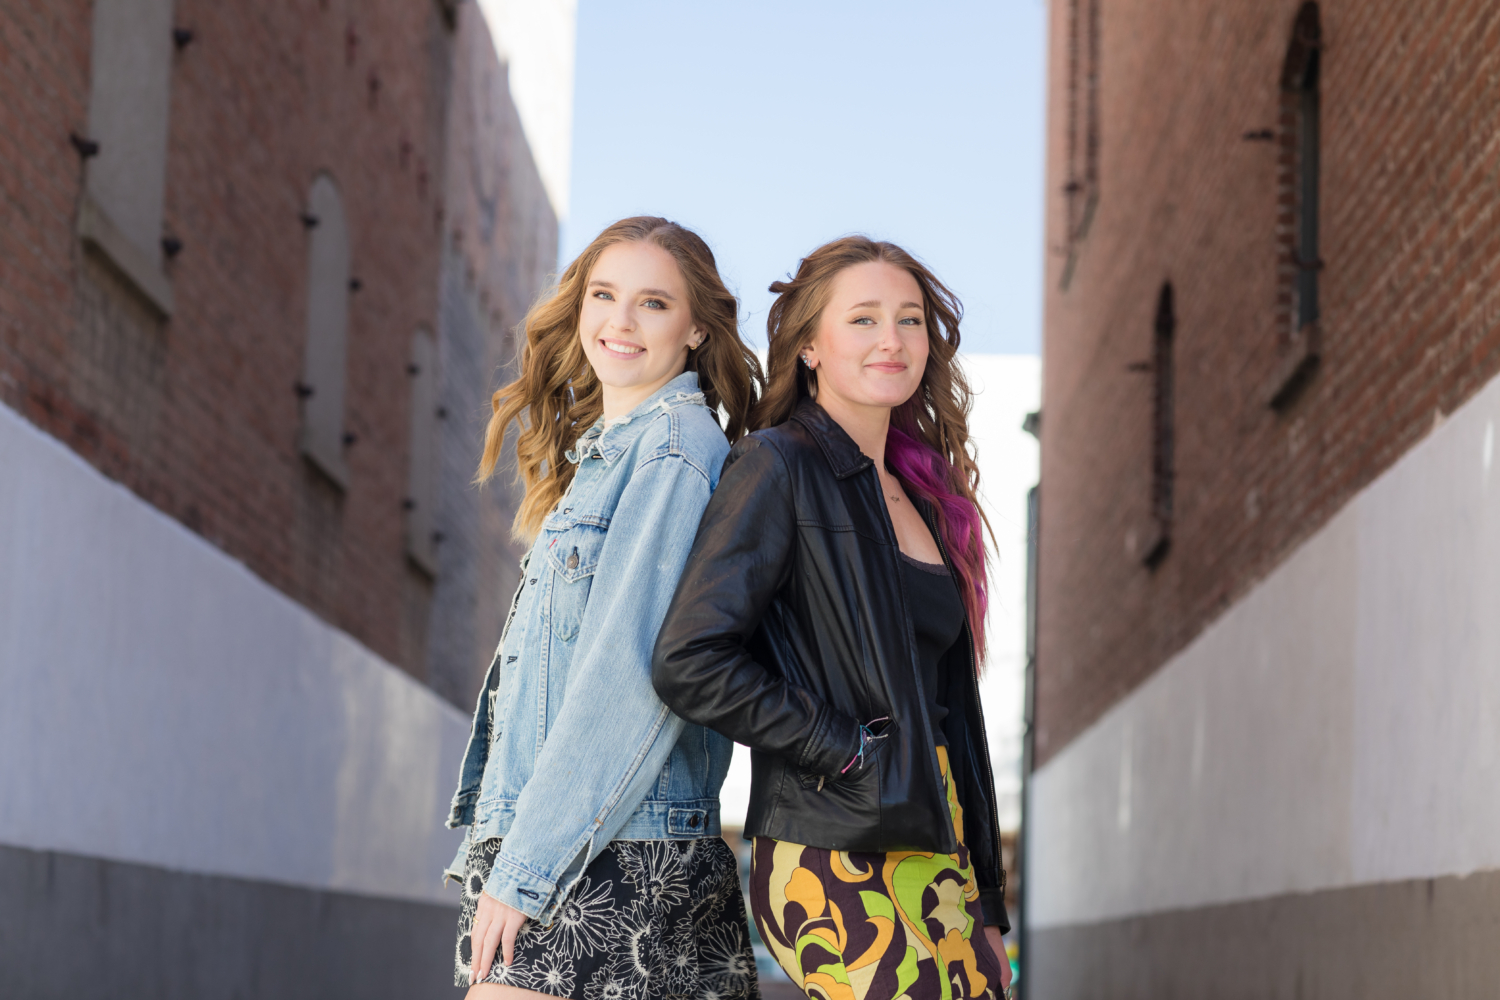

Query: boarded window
<box><xmin>405</xmin><ymin>328</ymin><xmax>440</xmax><ymax>575</ymax></box>
<box><xmin>78</xmin><ymin>0</ymin><xmax>177</xmax><ymax>315</ymax></box>
<box><xmin>298</xmin><ymin>174</ymin><xmax>352</xmax><ymax>488</ymax></box>
<box><xmin>1286</xmin><ymin>3</ymin><xmax>1322</xmax><ymax>334</ymax></box>
<box><xmin>1145</xmin><ymin>283</ymin><xmax>1175</xmax><ymax>569</ymax></box>
<box><xmin>1270</xmin><ymin>2</ymin><xmax>1323</xmax><ymax>411</ymax></box>
<box><xmin>1059</xmin><ymin>0</ymin><xmax>1101</xmax><ymax>289</ymax></box>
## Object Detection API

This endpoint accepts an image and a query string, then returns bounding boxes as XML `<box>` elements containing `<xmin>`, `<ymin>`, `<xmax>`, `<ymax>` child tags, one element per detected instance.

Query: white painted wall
<box><xmin>475</xmin><ymin>0</ymin><xmax>577</xmax><ymax>219</ymax></box>
<box><xmin>0</xmin><ymin>402</ymin><xmax>467</xmax><ymax>906</ymax></box>
<box><xmin>719</xmin><ymin>355</ymin><xmax>1041</xmax><ymax>830</ymax></box>
<box><xmin>1031</xmin><ymin>370</ymin><xmax>1500</xmax><ymax>929</ymax></box>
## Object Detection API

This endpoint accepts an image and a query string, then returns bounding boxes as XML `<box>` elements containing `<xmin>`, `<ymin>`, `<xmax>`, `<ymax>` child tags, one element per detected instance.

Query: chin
<box><xmin>863</xmin><ymin>386</ymin><xmax>921</xmax><ymax>409</ymax></box>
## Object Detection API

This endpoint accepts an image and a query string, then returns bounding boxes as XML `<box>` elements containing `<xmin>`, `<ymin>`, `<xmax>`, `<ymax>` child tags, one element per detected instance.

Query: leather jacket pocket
<box><xmin>800</xmin><ymin>718</ymin><xmax>897</xmax><ymax>790</ymax></box>
<box><xmin>542</xmin><ymin>521</ymin><xmax>604</xmax><ymax>641</ymax></box>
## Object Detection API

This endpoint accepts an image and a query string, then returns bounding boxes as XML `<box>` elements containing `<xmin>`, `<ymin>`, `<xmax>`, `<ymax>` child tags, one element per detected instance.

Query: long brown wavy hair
<box><xmin>753</xmin><ymin>236</ymin><xmax>994</xmax><ymax>663</ymax></box>
<box><xmin>477</xmin><ymin>217</ymin><xmax>763</xmax><ymax>541</ymax></box>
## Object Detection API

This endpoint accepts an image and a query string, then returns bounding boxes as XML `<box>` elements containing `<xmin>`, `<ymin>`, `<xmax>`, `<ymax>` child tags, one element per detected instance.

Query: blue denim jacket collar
<box><xmin>565</xmin><ymin>371</ymin><xmax>706</xmax><ymax>466</ymax></box>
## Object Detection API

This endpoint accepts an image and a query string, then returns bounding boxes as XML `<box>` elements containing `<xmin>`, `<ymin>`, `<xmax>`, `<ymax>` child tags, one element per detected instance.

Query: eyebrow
<box><xmin>588</xmin><ymin>279</ymin><xmax>677</xmax><ymax>301</ymax></box>
<box><xmin>849</xmin><ymin>300</ymin><xmax>924</xmax><ymax>310</ymax></box>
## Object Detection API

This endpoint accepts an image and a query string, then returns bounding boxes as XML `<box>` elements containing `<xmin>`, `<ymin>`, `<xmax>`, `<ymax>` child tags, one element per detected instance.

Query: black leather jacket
<box><xmin>652</xmin><ymin>401</ymin><xmax>1009</xmax><ymax>930</ymax></box>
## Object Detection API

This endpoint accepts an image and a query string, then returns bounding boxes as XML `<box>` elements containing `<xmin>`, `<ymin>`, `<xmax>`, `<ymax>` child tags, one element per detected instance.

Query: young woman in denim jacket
<box><xmin>445</xmin><ymin>217</ymin><xmax>764</xmax><ymax>1000</ymax></box>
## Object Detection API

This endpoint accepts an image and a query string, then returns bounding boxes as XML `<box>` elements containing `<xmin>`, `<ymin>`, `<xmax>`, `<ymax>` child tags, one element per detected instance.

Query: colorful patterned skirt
<box><xmin>749</xmin><ymin>746</ymin><xmax>1005</xmax><ymax>1000</ymax></box>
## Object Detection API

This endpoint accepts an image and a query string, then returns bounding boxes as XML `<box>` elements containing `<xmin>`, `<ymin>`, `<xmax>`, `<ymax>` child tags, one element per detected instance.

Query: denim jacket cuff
<box><xmin>442</xmin><ymin>829</ymin><xmax>472</xmax><ymax>886</ymax></box>
<box><xmin>482</xmin><ymin>851</ymin><xmax>560</xmax><ymax>922</ymax></box>
<box><xmin>446</xmin><ymin>790</ymin><xmax>478</xmax><ymax>830</ymax></box>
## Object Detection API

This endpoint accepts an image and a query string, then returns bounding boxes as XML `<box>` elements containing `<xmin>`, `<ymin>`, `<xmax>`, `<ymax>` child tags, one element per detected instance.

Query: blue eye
<box><xmin>593</xmin><ymin>290</ymin><xmax>614</xmax><ymax>301</ymax></box>
<box><xmin>643</xmin><ymin>299</ymin><xmax>665</xmax><ymax>309</ymax></box>
<box><xmin>852</xmin><ymin>317</ymin><xmax>875</xmax><ymax>325</ymax></box>
<box><xmin>899</xmin><ymin>316</ymin><xmax>922</xmax><ymax>325</ymax></box>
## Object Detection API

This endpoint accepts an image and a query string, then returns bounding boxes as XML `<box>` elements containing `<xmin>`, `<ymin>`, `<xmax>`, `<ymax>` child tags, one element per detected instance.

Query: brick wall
<box><xmin>1037</xmin><ymin>0</ymin><xmax>1500</xmax><ymax>763</ymax></box>
<box><xmin>426</xmin><ymin>2</ymin><xmax>558</xmax><ymax>709</ymax></box>
<box><xmin>0</xmin><ymin>0</ymin><xmax>554</xmax><ymax>696</ymax></box>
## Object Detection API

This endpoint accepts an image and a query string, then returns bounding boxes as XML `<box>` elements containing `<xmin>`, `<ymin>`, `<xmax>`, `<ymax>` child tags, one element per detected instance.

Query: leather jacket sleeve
<box><xmin>653</xmin><ymin>436</ymin><xmax>861</xmax><ymax>779</ymax></box>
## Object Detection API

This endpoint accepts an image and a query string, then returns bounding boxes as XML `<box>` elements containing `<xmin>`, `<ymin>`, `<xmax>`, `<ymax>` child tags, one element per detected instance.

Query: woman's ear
<box><xmin>687</xmin><ymin>324</ymin><xmax>704</xmax><ymax>350</ymax></box>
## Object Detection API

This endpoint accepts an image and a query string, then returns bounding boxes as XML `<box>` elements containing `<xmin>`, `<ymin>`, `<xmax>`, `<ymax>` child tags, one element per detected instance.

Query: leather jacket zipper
<box><xmin>921</xmin><ymin>501</ymin><xmax>1007</xmax><ymax>888</ymax></box>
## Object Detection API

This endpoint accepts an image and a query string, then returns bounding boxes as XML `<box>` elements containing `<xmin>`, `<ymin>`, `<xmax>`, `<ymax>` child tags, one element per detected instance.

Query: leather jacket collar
<box><xmin>788</xmin><ymin>398</ymin><xmax>875</xmax><ymax>480</ymax></box>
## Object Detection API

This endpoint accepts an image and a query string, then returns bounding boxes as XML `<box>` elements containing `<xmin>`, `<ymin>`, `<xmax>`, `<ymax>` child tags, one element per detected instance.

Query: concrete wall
<box><xmin>0</xmin><ymin>399</ymin><xmax>467</xmax><ymax>993</ymax></box>
<box><xmin>1029</xmin><ymin>366</ymin><xmax>1500</xmax><ymax>995</ymax></box>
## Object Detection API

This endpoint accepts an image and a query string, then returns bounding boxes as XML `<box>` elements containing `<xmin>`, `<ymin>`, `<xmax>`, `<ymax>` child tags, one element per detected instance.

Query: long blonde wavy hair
<box><xmin>477</xmin><ymin>217</ymin><xmax>763</xmax><ymax>542</ymax></box>
<box><xmin>753</xmin><ymin>236</ymin><xmax>995</xmax><ymax>662</ymax></box>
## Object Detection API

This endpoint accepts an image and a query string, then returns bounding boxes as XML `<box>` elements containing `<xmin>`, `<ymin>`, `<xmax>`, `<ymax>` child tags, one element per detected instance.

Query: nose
<box><xmin>609</xmin><ymin>298</ymin><xmax>636</xmax><ymax>333</ymax></box>
<box><xmin>876</xmin><ymin>319</ymin><xmax>904</xmax><ymax>353</ymax></box>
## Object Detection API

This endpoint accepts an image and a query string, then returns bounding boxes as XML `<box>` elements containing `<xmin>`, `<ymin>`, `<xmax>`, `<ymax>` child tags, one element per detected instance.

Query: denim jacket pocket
<box><xmin>542</xmin><ymin>517</ymin><xmax>607</xmax><ymax>642</ymax></box>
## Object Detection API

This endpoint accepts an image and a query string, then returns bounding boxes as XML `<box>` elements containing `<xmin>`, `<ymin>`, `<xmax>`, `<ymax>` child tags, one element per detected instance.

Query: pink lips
<box><xmin>867</xmin><ymin>362</ymin><xmax>908</xmax><ymax>373</ymax></box>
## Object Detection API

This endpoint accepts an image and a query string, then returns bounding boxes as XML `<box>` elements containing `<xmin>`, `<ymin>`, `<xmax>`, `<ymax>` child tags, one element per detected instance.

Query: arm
<box><xmin>482</xmin><ymin>450</ymin><xmax>709</xmax><ymax>923</ymax></box>
<box><xmin>652</xmin><ymin>436</ymin><xmax>860</xmax><ymax>779</ymax></box>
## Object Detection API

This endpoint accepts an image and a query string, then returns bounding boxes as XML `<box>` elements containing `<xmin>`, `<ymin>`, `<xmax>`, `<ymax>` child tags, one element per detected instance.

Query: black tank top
<box><xmin>899</xmin><ymin>552</ymin><xmax>965</xmax><ymax>745</ymax></box>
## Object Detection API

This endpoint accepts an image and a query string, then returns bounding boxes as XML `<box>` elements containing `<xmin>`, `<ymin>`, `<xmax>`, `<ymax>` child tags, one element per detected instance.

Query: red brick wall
<box><xmin>1037</xmin><ymin>0</ymin><xmax>1500</xmax><ymax>763</ymax></box>
<box><xmin>0</xmin><ymin>0</ymin><xmax>471</xmax><ymax>682</ymax></box>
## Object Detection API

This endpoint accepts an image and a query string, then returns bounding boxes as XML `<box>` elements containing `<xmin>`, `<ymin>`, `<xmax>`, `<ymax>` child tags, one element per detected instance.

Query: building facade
<box><xmin>0</xmin><ymin>0</ymin><xmax>570</xmax><ymax>995</ymax></box>
<box><xmin>1031</xmin><ymin>1</ymin><xmax>1500</xmax><ymax>995</ymax></box>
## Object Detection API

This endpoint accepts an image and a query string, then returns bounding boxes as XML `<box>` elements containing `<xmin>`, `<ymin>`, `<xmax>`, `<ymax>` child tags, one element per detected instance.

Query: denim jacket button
<box><xmin>688</xmin><ymin>814</ymin><xmax>701</xmax><ymax>828</ymax></box>
<box><xmin>566</xmin><ymin>547</ymin><xmax>579</xmax><ymax>570</ymax></box>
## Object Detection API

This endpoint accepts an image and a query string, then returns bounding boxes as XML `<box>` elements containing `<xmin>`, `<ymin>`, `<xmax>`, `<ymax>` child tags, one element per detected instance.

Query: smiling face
<box><xmin>579</xmin><ymin>240</ymin><xmax>702</xmax><ymax>418</ymax></box>
<box><xmin>802</xmin><ymin>261</ymin><xmax>930</xmax><ymax>415</ymax></box>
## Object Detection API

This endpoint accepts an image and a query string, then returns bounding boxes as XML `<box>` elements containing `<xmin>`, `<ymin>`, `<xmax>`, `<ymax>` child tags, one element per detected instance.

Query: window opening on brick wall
<box><xmin>405</xmin><ymin>327</ymin><xmax>440</xmax><ymax>575</ymax></box>
<box><xmin>1145</xmin><ymin>283</ymin><xmax>1174</xmax><ymax>569</ymax></box>
<box><xmin>77</xmin><ymin>0</ymin><xmax>178</xmax><ymax>316</ymax></box>
<box><xmin>1059</xmin><ymin>0</ymin><xmax>1101</xmax><ymax>290</ymax></box>
<box><xmin>1270</xmin><ymin>2</ymin><xmax>1323</xmax><ymax>410</ymax></box>
<box><xmin>298</xmin><ymin>173</ymin><xmax>353</xmax><ymax>488</ymax></box>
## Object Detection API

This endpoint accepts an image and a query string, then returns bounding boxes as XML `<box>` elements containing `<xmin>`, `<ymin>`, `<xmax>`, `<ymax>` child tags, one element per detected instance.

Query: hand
<box><xmin>983</xmin><ymin>925</ymin><xmax>1014</xmax><ymax>996</ymax></box>
<box><xmin>470</xmin><ymin>891</ymin><xmax>528</xmax><ymax>985</ymax></box>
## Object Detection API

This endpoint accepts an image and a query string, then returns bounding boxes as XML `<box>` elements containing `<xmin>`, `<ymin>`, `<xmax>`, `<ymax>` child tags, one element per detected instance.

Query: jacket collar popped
<box><xmin>566</xmin><ymin>371</ymin><xmax>706</xmax><ymax>465</ymax></box>
<box><xmin>790</xmin><ymin>399</ymin><xmax>876</xmax><ymax>480</ymax></box>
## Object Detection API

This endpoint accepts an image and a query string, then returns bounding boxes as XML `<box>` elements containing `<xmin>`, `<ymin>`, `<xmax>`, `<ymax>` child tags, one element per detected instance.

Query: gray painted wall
<box><xmin>0</xmin><ymin>844</ymin><xmax>457</xmax><ymax>1000</ymax></box>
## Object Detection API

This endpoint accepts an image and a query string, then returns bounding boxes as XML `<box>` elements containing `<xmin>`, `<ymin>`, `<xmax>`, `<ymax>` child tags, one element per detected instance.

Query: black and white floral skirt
<box><xmin>455</xmin><ymin>836</ymin><xmax>760</xmax><ymax>1000</ymax></box>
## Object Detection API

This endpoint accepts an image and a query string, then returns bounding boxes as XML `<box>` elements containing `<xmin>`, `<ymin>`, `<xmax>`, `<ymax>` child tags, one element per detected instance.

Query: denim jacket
<box><xmin>444</xmin><ymin>372</ymin><xmax>735</xmax><ymax>926</ymax></box>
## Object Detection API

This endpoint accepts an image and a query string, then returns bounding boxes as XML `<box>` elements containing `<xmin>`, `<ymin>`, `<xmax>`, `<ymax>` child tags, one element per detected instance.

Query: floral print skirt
<box><xmin>455</xmin><ymin>836</ymin><xmax>760</xmax><ymax>1000</ymax></box>
<box><xmin>749</xmin><ymin>746</ymin><xmax>1006</xmax><ymax>1000</ymax></box>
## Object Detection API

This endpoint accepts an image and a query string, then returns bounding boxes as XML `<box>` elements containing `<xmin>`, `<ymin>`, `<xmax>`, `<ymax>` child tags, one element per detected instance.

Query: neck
<box><xmin>600</xmin><ymin>368</ymin><xmax>685</xmax><ymax>423</ymax></box>
<box><xmin>816</xmin><ymin>392</ymin><xmax>892</xmax><ymax>469</ymax></box>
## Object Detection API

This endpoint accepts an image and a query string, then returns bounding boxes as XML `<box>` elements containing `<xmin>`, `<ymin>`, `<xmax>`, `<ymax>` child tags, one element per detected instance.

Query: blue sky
<box><xmin>563</xmin><ymin>0</ymin><xmax>1047</xmax><ymax>356</ymax></box>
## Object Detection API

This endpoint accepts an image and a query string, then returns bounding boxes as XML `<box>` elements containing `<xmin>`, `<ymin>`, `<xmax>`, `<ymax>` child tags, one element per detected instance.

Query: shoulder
<box><xmin>727</xmin><ymin>418</ymin><xmax>817</xmax><ymax>470</ymax></box>
<box><xmin>630</xmin><ymin>403</ymin><xmax>729</xmax><ymax>483</ymax></box>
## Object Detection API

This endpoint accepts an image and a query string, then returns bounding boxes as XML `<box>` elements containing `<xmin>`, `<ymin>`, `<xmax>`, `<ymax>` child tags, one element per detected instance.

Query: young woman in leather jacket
<box><xmin>446</xmin><ymin>218</ymin><xmax>764</xmax><ymax>1000</ymax></box>
<box><xmin>653</xmin><ymin>236</ymin><xmax>1013</xmax><ymax>1000</ymax></box>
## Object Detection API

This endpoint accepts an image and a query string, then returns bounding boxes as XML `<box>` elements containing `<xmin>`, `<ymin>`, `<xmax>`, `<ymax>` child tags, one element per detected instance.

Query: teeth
<box><xmin>604</xmin><ymin>340</ymin><xmax>643</xmax><ymax>354</ymax></box>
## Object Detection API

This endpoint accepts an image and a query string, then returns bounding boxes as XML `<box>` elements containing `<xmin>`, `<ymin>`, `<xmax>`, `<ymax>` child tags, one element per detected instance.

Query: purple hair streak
<box><xmin>885</xmin><ymin>424</ymin><xmax>990</xmax><ymax>667</ymax></box>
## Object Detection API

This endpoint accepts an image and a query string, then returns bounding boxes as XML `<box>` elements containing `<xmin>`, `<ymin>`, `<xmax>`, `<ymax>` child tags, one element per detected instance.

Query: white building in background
<box><xmin>476</xmin><ymin>0</ymin><xmax>577</xmax><ymax>219</ymax></box>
